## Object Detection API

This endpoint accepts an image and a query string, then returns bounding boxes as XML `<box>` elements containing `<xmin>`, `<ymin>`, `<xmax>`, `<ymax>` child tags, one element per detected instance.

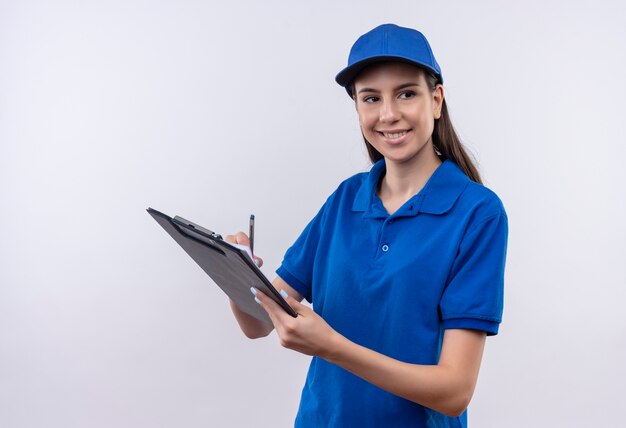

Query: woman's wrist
<box><xmin>318</xmin><ymin>329</ymin><xmax>349</xmax><ymax>363</ymax></box>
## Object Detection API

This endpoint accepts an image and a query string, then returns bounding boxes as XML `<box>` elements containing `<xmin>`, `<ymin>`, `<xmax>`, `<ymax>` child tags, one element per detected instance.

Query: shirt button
<box><xmin>381</xmin><ymin>244</ymin><xmax>389</xmax><ymax>252</ymax></box>
<box><xmin>388</xmin><ymin>219</ymin><xmax>394</xmax><ymax>224</ymax></box>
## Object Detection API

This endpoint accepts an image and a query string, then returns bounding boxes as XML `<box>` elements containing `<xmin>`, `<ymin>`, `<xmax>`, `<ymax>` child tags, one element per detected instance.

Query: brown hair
<box><xmin>349</xmin><ymin>67</ymin><xmax>482</xmax><ymax>184</ymax></box>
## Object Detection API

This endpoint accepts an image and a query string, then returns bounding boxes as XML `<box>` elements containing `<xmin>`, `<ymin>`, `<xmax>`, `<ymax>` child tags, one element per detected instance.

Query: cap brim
<box><xmin>335</xmin><ymin>55</ymin><xmax>442</xmax><ymax>96</ymax></box>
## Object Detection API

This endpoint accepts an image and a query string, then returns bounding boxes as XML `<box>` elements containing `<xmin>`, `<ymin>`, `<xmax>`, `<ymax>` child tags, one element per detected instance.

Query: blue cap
<box><xmin>335</xmin><ymin>24</ymin><xmax>443</xmax><ymax>96</ymax></box>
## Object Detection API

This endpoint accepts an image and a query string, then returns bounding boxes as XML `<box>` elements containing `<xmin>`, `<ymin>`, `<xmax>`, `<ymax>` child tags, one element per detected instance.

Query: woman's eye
<box><xmin>363</xmin><ymin>96</ymin><xmax>379</xmax><ymax>103</ymax></box>
<box><xmin>399</xmin><ymin>91</ymin><xmax>416</xmax><ymax>99</ymax></box>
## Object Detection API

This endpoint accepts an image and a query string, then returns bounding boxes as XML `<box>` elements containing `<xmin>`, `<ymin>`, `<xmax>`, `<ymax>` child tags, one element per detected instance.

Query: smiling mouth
<box><xmin>378</xmin><ymin>130</ymin><xmax>411</xmax><ymax>139</ymax></box>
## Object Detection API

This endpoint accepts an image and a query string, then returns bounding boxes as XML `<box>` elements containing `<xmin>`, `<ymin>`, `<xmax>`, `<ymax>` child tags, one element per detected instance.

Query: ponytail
<box><xmin>431</xmin><ymin>98</ymin><xmax>482</xmax><ymax>184</ymax></box>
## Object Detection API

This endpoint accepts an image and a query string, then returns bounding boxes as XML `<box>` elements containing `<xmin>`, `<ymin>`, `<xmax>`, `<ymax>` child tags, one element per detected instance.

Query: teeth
<box><xmin>384</xmin><ymin>131</ymin><xmax>407</xmax><ymax>139</ymax></box>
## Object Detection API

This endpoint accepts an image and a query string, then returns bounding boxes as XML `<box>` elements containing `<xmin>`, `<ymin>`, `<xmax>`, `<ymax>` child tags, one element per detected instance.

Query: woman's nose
<box><xmin>379</xmin><ymin>99</ymin><xmax>400</xmax><ymax>123</ymax></box>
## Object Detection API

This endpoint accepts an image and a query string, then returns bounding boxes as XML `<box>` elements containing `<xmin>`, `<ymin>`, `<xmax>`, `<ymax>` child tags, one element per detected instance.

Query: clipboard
<box><xmin>147</xmin><ymin>207</ymin><xmax>297</xmax><ymax>323</ymax></box>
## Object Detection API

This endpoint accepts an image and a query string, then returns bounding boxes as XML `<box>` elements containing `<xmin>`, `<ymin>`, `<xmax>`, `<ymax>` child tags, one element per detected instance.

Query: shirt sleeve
<box><xmin>439</xmin><ymin>211</ymin><xmax>508</xmax><ymax>336</ymax></box>
<box><xmin>275</xmin><ymin>201</ymin><xmax>329</xmax><ymax>303</ymax></box>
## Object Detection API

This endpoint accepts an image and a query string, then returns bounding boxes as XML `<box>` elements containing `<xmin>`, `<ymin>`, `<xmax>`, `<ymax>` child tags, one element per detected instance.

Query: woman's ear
<box><xmin>433</xmin><ymin>84</ymin><xmax>444</xmax><ymax>119</ymax></box>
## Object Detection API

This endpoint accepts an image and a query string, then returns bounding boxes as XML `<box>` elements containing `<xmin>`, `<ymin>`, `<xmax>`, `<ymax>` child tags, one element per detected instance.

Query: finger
<box><xmin>253</xmin><ymin>256</ymin><xmax>264</xmax><ymax>268</ymax></box>
<box><xmin>234</xmin><ymin>231</ymin><xmax>250</xmax><ymax>246</ymax></box>
<box><xmin>256</xmin><ymin>294</ymin><xmax>283</xmax><ymax>328</ymax></box>
<box><xmin>280</xmin><ymin>291</ymin><xmax>310</xmax><ymax>316</ymax></box>
<box><xmin>225</xmin><ymin>234</ymin><xmax>236</xmax><ymax>244</ymax></box>
<box><xmin>253</xmin><ymin>288</ymin><xmax>290</xmax><ymax>324</ymax></box>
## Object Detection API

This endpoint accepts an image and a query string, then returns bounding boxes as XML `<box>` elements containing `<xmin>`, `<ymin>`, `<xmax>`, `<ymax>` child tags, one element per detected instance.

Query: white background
<box><xmin>1</xmin><ymin>1</ymin><xmax>625</xmax><ymax>427</ymax></box>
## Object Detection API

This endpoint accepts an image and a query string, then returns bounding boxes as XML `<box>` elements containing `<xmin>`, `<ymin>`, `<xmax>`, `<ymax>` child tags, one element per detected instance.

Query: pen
<box><xmin>249</xmin><ymin>214</ymin><xmax>255</xmax><ymax>256</ymax></box>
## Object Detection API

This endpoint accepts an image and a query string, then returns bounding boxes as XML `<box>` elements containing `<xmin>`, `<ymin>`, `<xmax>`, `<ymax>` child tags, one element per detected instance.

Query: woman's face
<box><xmin>353</xmin><ymin>62</ymin><xmax>443</xmax><ymax>166</ymax></box>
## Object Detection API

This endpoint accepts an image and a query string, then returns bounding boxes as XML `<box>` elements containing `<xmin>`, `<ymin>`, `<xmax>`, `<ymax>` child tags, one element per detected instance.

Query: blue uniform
<box><xmin>276</xmin><ymin>159</ymin><xmax>508</xmax><ymax>428</ymax></box>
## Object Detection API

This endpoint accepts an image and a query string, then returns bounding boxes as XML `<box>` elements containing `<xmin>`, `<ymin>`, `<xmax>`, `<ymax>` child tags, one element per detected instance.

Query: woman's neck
<box><xmin>378</xmin><ymin>147</ymin><xmax>442</xmax><ymax>214</ymax></box>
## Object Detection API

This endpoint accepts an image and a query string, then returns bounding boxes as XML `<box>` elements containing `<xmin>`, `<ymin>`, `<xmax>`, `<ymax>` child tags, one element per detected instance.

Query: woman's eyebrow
<box><xmin>395</xmin><ymin>82</ymin><xmax>420</xmax><ymax>90</ymax></box>
<box><xmin>357</xmin><ymin>82</ymin><xmax>419</xmax><ymax>94</ymax></box>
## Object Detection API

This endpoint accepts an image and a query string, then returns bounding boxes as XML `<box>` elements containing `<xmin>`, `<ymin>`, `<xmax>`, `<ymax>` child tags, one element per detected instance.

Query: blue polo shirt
<box><xmin>276</xmin><ymin>159</ymin><xmax>508</xmax><ymax>428</ymax></box>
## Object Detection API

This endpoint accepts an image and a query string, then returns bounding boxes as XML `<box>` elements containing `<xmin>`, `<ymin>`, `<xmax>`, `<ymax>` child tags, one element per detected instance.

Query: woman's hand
<box><xmin>252</xmin><ymin>288</ymin><xmax>485</xmax><ymax>417</ymax></box>
<box><xmin>251</xmin><ymin>287</ymin><xmax>340</xmax><ymax>359</ymax></box>
<box><xmin>225</xmin><ymin>231</ymin><xmax>263</xmax><ymax>267</ymax></box>
<box><xmin>225</xmin><ymin>231</ymin><xmax>273</xmax><ymax>338</ymax></box>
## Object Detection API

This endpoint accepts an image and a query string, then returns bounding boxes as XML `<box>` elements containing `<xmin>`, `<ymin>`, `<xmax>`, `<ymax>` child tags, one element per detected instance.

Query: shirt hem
<box><xmin>442</xmin><ymin>317</ymin><xmax>500</xmax><ymax>336</ymax></box>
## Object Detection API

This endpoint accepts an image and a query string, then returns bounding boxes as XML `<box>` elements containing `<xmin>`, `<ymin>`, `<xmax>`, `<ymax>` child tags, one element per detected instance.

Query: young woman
<box><xmin>227</xmin><ymin>23</ymin><xmax>508</xmax><ymax>428</ymax></box>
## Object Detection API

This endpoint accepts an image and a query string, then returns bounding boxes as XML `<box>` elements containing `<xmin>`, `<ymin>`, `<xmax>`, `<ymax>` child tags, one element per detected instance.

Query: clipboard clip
<box><xmin>173</xmin><ymin>216</ymin><xmax>223</xmax><ymax>240</ymax></box>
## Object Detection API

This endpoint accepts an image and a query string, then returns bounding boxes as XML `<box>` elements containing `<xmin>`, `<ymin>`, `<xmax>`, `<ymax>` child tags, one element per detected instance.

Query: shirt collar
<box><xmin>351</xmin><ymin>159</ymin><xmax>470</xmax><ymax>217</ymax></box>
